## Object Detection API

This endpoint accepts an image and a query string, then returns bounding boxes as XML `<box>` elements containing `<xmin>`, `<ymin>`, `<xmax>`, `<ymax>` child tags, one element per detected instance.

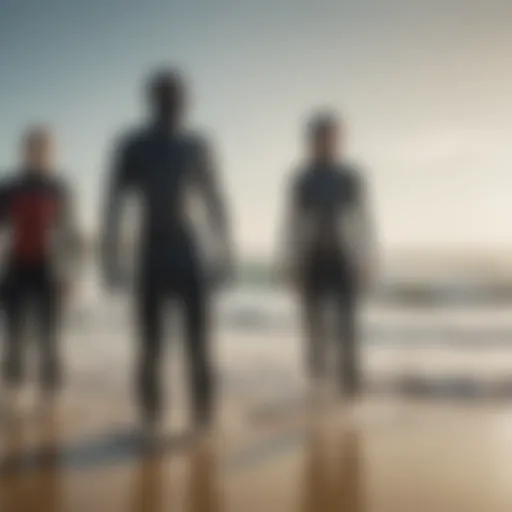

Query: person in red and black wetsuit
<box><xmin>0</xmin><ymin>127</ymin><xmax>79</xmax><ymax>398</ymax></box>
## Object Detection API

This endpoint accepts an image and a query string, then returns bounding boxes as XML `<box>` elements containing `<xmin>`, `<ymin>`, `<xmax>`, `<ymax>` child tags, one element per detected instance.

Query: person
<box><xmin>279</xmin><ymin>112</ymin><xmax>377</xmax><ymax>397</ymax></box>
<box><xmin>102</xmin><ymin>69</ymin><xmax>232</xmax><ymax>431</ymax></box>
<box><xmin>0</xmin><ymin>127</ymin><xmax>79</xmax><ymax>402</ymax></box>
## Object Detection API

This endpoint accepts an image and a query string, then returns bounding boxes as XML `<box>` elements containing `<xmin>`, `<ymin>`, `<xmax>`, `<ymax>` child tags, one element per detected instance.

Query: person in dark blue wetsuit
<box><xmin>0</xmin><ymin>127</ymin><xmax>79</xmax><ymax>399</ymax></box>
<box><xmin>101</xmin><ymin>69</ymin><xmax>232</xmax><ymax>430</ymax></box>
<box><xmin>279</xmin><ymin>112</ymin><xmax>377</xmax><ymax>397</ymax></box>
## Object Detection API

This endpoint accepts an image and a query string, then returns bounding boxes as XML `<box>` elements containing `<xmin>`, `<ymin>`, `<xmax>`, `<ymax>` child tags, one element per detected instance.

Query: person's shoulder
<box><xmin>52</xmin><ymin>173</ymin><xmax>71</xmax><ymax>190</ymax></box>
<box><xmin>180</xmin><ymin>130</ymin><xmax>218</xmax><ymax>167</ymax></box>
<box><xmin>289</xmin><ymin>162</ymin><xmax>312</xmax><ymax>189</ymax></box>
<box><xmin>0</xmin><ymin>171</ymin><xmax>23</xmax><ymax>194</ymax></box>
<box><xmin>339</xmin><ymin>160</ymin><xmax>363</xmax><ymax>177</ymax></box>
<box><xmin>0</xmin><ymin>173</ymin><xmax>17</xmax><ymax>214</ymax></box>
<box><xmin>38</xmin><ymin>174</ymin><xmax>71</xmax><ymax>200</ymax></box>
<box><xmin>180</xmin><ymin>129</ymin><xmax>212</xmax><ymax>153</ymax></box>
<box><xmin>338</xmin><ymin>161</ymin><xmax>366</xmax><ymax>186</ymax></box>
<box><xmin>0</xmin><ymin>171</ymin><xmax>19</xmax><ymax>186</ymax></box>
<box><xmin>115</xmin><ymin>126</ymin><xmax>149</xmax><ymax>154</ymax></box>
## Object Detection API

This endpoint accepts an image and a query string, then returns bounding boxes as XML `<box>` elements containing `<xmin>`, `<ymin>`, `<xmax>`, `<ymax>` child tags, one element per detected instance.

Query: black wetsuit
<box><xmin>0</xmin><ymin>173</ymin><xmax>72</xmax><ymax>390</ymax></box>
<box><xmin>289</xmin><ymin>162</ymin><xmax>365</xmax><ymax>393</ymax></box>
<box><xmin>103</xmin><ymin>125</ymin><xmax>229</xmax><ymax>423</ymax></box>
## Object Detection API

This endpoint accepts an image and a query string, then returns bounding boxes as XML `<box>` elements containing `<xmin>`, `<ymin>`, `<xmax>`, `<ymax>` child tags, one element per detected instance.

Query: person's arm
<box><xmin>347</xmin><ymin>171</ymin><xmax>379</xmax><ymax>292</ymax></box>
<box><xmin>194</xmin><ymin>139</ymin><xmax>233</xmax><ymax>285</ymax></box>
<box><xmin>0</xmin><ymin>180</ymin><xmax>12</xmax><ymax>260</ymax></box>
<box><xmin>277</xmin><ymin>173</ymin><xmax>304</xmax><ymax>286</ymax></box>
<box><xmin>0</xmin><ymin>181</ymin><xmax>10</xmax><ymax>227</ymax></box>
<box><xmin>101</xmin><ymin>137</ymin><xmax>136</xmax><ymax>289</ymax></box>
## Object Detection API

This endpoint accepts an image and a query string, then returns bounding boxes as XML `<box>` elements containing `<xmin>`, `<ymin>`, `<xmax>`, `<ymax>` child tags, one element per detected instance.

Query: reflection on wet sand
<box><xmin>132</xmin><ymin>449</ymin><xmax>166</xmax><ymax>512</ymax></box>
<box><xmin>0</xmin><ymin>405</ymin><xmax>63</xmax><ymax>512</ymax></box>
<box><xmin>303</xmin><ymin>418</ymin><xmax>364</xmax><ymax>512</ymax></box>
<box><xmin>185</xmin><ymin>436</ymin><xmax>220</xmax><ymax>512</ymax></box>
<box><xmin>31</xmin><ymin>406</ymin><xmax>63</xmax><ymax>512</ymax></box>
<box><xmin>131</xmin><ymin>434</ymin><xmax>220</xmax><ymax>512</ymax></box>
<box><xmin>0</xmin><ymin>415</ymin><xmax>26</xmax><ymax>512</ymax></box>
<box><xmin>332</xmin><ymin>426</ymin><xmax>364</xmax><ymax>511</ymax></box>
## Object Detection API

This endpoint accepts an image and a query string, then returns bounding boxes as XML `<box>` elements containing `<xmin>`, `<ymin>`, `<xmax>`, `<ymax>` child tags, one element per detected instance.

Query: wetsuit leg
<box><xmin>1</xmin><ymin>274</ymin><xmax>26</xmax><ymax>387</ymax></box>
<box><xmin>300</xmin><ymin>264</ymin><xmax>328</xmax><ymax>382</ymax></box>
<box><xmin>136</xmin><ymin>280</ymin><xmax>165</xmax><ymax>424</ymax></box>
<box><xmin>33</xmin><ymin>269</ymin><xmax>62</xmax><ymax>392</ymax></box>
<box><xmin>179</xmin><ymin>272</ymin><xmax>213</xmax><ymax>426</ymax></box>
<box><xmin>335</xmin><ymin>286</ymin><xmax>360</xmax><ymax>395</ymax></box>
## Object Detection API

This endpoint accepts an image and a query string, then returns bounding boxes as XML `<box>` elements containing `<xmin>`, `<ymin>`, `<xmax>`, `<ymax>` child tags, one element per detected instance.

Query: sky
<box><xmin>1</xmin><ymin>0</ymin><xmax>512</xmax><ymax>258</ymax></box>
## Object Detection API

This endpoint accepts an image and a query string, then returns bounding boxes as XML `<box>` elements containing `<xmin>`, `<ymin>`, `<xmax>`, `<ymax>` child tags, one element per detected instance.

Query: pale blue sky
<box><xmin>1</xmin><ymin>0</ymin><xmax>512</xmax><ymax>256</ymax></box>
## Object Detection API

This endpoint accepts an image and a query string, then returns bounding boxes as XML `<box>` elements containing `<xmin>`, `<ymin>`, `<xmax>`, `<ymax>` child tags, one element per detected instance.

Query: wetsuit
<box><xmin>284</xmin><ymin>162</ymin><xmax>373</xmax><ymax>394</ymax></box>
<box><xmin>0</xmin><ymin>172</ymin><xmax>75</xmax><ymax>390</ymax></box>
<box><xmin>102</xmin><ymin>125</ymin><xmax>230</xmax><ymax>424</ymax></box>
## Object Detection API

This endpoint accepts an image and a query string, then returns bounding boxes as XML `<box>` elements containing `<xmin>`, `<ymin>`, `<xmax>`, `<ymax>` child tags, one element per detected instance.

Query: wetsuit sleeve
<box><xmin>0</xmin><ymin>181</ymin><xmax>11</xmax><ymax>226</ymax></box>
<box><xmin>0</xmin><ymin>182</ymin><xmax>12</xmax><ymax>263</ymax></box>
<box><xmin>101</xmin><ymin>137</ymin><xmax>137</xmax><ymax>286</ymax></box>
<box><xmin>194</xmin><ymin>140</ymin><xmax>233</xmax><ymax>265</ymax></box>
<box><xmin>277</xmin><ymin>172</ymin><xmax>305</xmax><ymax>282</ymax></box>
<box><xmin>346</xmin><ymin>170</ymin><xmax>379</xmax><ymax>289</ymax></box>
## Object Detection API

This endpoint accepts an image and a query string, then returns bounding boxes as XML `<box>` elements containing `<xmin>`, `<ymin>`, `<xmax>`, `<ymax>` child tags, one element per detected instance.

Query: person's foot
<box><xmin>0</xmin><ymin>388</ymin><xmax>11</xmax><ymax>421</ymax></box>
<box><xmin>340</xmin><ymin>378</ymin><xmax>363</xmax><ymax>401</ymax></box>
<box><xmin>41</xmin><ymin>379</ymin><xmax>62</xmax><ymax>399</ymax></box>
<box><xmin>138</xmin><ymin>413</ymin><xmax>163</xmax><ymax>453</ymax></box>
<box><xmin>35</xmin><ymin>384</ymin><xmax>61</xmax><ymax>418</ymax></box>
<box><xmin>41</xmin><ymin>370</ymin><xmax>62</xmax><ymax>396</ymax></box>
<box><xmin>0</xmin><ymin>386</ymin><xmax>24</xmax><ymax>422</ymax></box>
<box><xmin>142</xmin><ymin>404</ymin><xmax>160</xmax><ymax>429</ymax></box>
<box><xmin>308</xmin><ymin>377</ymin><xmax>329</xmax><ymax>408</ymax></box>
<box><xmin>193</xmin><ymin>406</ymin><xmax>214</xmax><ymax>437</ymax></box>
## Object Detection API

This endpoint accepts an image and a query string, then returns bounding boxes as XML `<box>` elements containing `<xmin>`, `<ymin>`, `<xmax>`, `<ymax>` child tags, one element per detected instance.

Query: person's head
<box><xmin>22</xmin><ymin>126</ymin><xmax>55</xmax><ymax>174</ymax></box>
<box><xmin>147</xmin><ymin>68</ymin><xmax>187</xmax><ymax>128</ymax></box>
<box><xmin>307</xmin><ymin>111</ymin><xmax>344</xmax><ymax>162</ymax></box>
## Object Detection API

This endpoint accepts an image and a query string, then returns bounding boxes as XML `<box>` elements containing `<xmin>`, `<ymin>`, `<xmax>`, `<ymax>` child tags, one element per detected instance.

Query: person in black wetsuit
<box><xmin>102</xmin><ymin>69</ymin><xmax>232</xmax><ymax>430</ymax></box>
<box><xmin>279</xmin><ymin>112</ymin><xmax>377</xmax><ymax>397</ymax></box>
<box><xmin>0</xmin><ymin>127</ymin><xmax>79</xmax><ymax>399</ymax></box>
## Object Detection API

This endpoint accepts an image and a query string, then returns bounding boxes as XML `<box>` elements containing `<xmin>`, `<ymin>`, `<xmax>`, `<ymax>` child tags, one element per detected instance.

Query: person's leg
<box><xmin>136</xmin><ymin>281</ymin><xmax>165</xmax><ymax>425</ymax></box>
<box><xmin>301</xmin><ymin>284</ymin><xmax>327</xmax><ymax>382</ymax></box>
<box><xmin>335</xmin><ymin>286</ymin><xmax>360</xmax><ymax>396</ymax></box>
<box><xmin>1</xmin><ymin>277</ymin><xmax>25</xmax><ymax>388</ymax></box>
<box><xmin>180</xmin><ymin>272</ymin><xmax>213</xmax><ymax>428</ymax></box>
<box><xmin>34</xmin><ymin>272</ymin><xmax>62</xmax><ymax>394</ymax></box>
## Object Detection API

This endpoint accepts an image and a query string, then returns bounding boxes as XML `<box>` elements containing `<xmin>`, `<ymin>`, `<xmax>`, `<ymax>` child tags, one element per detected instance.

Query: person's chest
<box><xmin>302</xmin><ymin>170</ymin><xmax>353</xmax><ymax>214</ymax></box>
<box><xmin>136</xmin><ymin>137</ymin><xmax>197</xmax><ymax>195</ymax></box>
<box><xmin>9</xmin><ymin>185</ymin><xmax>60</xmax><ymax>227</ymax></box>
